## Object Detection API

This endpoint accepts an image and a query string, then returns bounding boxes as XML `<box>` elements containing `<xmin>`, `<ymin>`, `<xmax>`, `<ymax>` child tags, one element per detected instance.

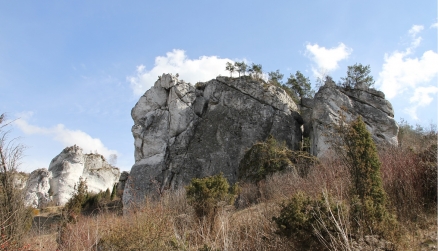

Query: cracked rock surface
<box><xmin>301</xmin><ymin>81</ymin><xmax>398</xmax><ymax>157</ymax></box>
<box><xmin>124</xmin><ymin>74</ymin><xmax>303</xmax><ymax>206</ymax></box>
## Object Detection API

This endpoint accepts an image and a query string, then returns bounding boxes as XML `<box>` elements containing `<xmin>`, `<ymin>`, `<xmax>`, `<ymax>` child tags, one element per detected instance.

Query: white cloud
<box><xmin>305</xmin><ymin>43</ymin><xmax>352</xmax><ymax>78</ymax></box>
<box><xmin>430</xmin><ymin>22</ymin><xmax>438</xmax><ymax>29</ymax></box>
<box><xmin>14</xmin><ymin>118</ymin><xmax>117</xmax><ymax>158</ymax></box>
<box><xmin>377</xmin><ymin>25</ymin><xmax>438</xmax><ymax>100</ymax></box>
<box><xmin>128</xmin><ymin>49</ymin><xmax>235</xmax><ymax>96</ymax></box>
<box><xmin>377</xmin><ymin>24</ymin><xmax>438</xmax><ymax>120</ymax></box>
<box><xmin>408</xmin><ymin>25</ymin><xmax>424</xmax><ymax>48</ymax></box>
<box><xmin>408</xmin><ymin>25</ymin><xmax>424</xmax><ymax>36</ymax></box>
<box><xmin>404</xmin><ymin>86</ymin><xmax>438</xmax><ymax>120</ymax></box>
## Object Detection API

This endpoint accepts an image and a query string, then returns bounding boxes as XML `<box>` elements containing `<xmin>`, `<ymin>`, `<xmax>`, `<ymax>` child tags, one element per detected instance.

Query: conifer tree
<box><xmin>341</xmin><ymin>116</ymin><xmax>395</xmax><ymax>235</ymax></box>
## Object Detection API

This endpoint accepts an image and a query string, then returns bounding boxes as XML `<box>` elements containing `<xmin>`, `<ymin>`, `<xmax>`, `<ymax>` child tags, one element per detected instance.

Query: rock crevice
<box><xmin>124</xmin><ymin>74</ymin><xmax>398</xmax><ymax>207</ymax></box>
<box><xmin>124</xmin><ymin>74</ymin><xmax>302</xmax><ymax>206</ymax></box>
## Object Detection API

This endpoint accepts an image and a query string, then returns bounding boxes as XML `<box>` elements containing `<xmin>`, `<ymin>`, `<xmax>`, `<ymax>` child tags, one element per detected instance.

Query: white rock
<box><xmin>24</xmin><ymin>168</ymin><xmax>52</xmax><ymax>208</ymax></box>
<box><xmin>48</xmin><ymin>145</ymin><xmax>121</xmax><ymax>206</ymax></box>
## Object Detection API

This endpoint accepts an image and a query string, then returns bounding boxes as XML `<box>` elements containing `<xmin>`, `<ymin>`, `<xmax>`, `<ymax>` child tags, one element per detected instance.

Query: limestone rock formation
<box><xmin>125</xmin><ymin>73</ymin><xmax>399</xmax><ymax>206</ymax></box>
<box><xmin>117</xmin><ymin>171</ymin><xmax>129</xmax><ymax>192</ymax></box>
<box><xmin>302</xmin><ymin>80</ymin><xmax>398</xmax><ymax>157</ymax></box>
<box><xmin>12</xmin><ymin>172</ymin><xmax>29</xmax><ymax>190</ymax></box>
<box><xmin>24</xmin><ymin>168</ymin><xmax>52</xmax><ymax>208</ymax></box>
<box><xmin>124</xmin><ymin>74</ymin><xmax>303</xmax><ymax>205</ymax></box>
<box><xmin>48</xmin><ymin>145</ymin><xmax>121</xmax><ymax>206</ymax></box>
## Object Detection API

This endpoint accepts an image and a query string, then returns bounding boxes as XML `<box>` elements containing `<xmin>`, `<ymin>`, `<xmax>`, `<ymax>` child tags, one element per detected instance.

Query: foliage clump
<box><xmin>286</xmin><ymin>71</ymin><xmax>315</xmax><ymax>98</ymax></box>
<box><xmin>186</xmin><ymin>173</ymin><xmax>238</xmax><ymax>218</ymax></box>
<box><xmin>239</xmin><ymin>136</ymin><xmax>317</xmax><ymax>182</ymax></box>
<box><xmin>62</xmin><ymin>177</ymin><xmax>88</xmax><ymax>220</ymax></box>
<box><xmin>273</xmin><ymin>191</ymin><xmax>346</xmax><ymax>250</ymax></box>
<box><xmin>340</xmin><ymin>63</ymin><xmax>375</xmax><ymax>89</ymax></box>
<box><xmin>340</xmin><ymin>117</ymin><xmax>397</xmax><ymax>237</ymax></box>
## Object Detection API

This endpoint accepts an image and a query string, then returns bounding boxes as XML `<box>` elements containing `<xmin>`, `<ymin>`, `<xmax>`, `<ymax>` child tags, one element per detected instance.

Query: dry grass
<box><xmin>21</xmin><ymin>140</ymin><xmax>436</xmax><ymax>250</ymax></box>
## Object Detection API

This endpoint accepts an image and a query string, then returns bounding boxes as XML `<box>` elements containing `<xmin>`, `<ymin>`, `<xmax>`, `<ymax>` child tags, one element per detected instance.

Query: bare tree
<box><xmin>0</xmin><ymin>113</ymin><xmax>32</xmax><ymax>247</ymax></box>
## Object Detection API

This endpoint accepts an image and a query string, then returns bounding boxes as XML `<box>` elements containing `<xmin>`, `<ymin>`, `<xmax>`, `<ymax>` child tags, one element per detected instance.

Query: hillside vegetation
<box><xmin>13</xmin><ymin>117</ymin><xmax>436</xmax><ymax>251</ymax></box>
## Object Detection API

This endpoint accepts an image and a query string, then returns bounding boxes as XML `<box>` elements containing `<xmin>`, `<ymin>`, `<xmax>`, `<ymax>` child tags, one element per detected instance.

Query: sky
<box><xmin>1</xmin><ymin>1</ymin><xmax>437</xmax><ymax>173</ymax></box>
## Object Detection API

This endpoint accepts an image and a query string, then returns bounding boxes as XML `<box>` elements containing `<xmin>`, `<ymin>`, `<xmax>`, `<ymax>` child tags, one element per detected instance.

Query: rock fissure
<box><xmin>343</xmin><ymin>92</ymin><xmax>393</xmax><ymax>117</ymax></box>
<box><xmin>123</xmin><ymin>74</ymin><xmax>398</xmax><ymax>206</ymax></box>
<box><xmin>216</xmin><ymin>78</ymin><xmax>291</xmax><ymax>113</ymax></box>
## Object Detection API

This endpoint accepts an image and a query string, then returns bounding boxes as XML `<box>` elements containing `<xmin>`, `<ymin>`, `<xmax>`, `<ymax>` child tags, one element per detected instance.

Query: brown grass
<box><xmin>21</xmin><ymin>141</ymin><xmax>436</xmax><ymax>250</ymax></box>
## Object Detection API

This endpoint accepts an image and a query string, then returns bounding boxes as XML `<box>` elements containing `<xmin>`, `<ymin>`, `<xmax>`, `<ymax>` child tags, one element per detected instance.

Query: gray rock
<box><xmin>124</xmin><ymin>75</ymin><xmax>303</xmax><ymax>206</ymax></box>
<box><xmin>117</xmin><ymin>171</ymin><xmax>129</xmax><ymax>191</ymax></box>
<box><xmin>304</xmin><ymin>85</ymin><xmax>398</xmax><ymax>157</ymax></box>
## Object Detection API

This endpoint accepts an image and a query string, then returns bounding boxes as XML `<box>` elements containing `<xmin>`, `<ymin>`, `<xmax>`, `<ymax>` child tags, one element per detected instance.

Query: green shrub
<box><xmin>186</xmin><ymin>173</ymin><xmax>238</xmax><ymax>218</ymax></box>
<box><xmin>340</xmin><ymin>116</ymin><xmax>397</xmax><ymax>237</ymax></box>
<box><xmin>62</xmin><ymin>177</ymin><xmax>88</xmax><ymax>219</ymax></box>
<box><xmin>273</xmin><ymin>191</ymin><xmax>346</xmax><ymax>250</ymax></box>
<box><xmin>239</xmin><ymin>136</ymin><xmax>317</xmax><ymax>182</ymax></box>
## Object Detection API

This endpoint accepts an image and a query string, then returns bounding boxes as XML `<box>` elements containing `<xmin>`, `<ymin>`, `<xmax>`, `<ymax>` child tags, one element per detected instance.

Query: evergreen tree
<box><xmin>248</xmin><ymin>63</ymin><xmax>262</xmax><ymax>80</ymax></box>
<box><xmin>268</xmin><ymin>70</ymin><xmax>284</xmax><ymax>87</ymax></box>
<box><xmin>341</xmin><ymin>63</ymin><xmax>374</xmax><ymax>89</ymax></box>
<box><xmin>342</xmin><ymin>117</ymin><xmax>395</xmax><ymax>235</ymax></box>
<box><xmin>286</xmin><ymin>71</ymin><xmax>314</xmax><ymax>98</ymax></box>
<box><xmin>225</xmin><ymin>62</ymin><xmax>235</xmax><ymax>77</ymax></box>
<box><xmin>344</xmin><ymin>117</ymin><xmax>385</xmax><ymax>203</ymax></box>
<box><xmin>234</xmin><ymin>61</ymin><xmax>247</xmax><ymax>77</ymax></box>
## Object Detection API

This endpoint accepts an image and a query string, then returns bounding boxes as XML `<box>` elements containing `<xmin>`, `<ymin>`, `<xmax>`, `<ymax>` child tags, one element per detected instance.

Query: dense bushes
<box><xmin>273</xmin><ymin>191</ymin><xmax>347</xmax><ymax>250</ymax></box>
<box><xmin>186</xmin><ymin>173</ymin><xmax>238</xmax><ymax>218</ymax></box>
<box><xmin>239</xmin><ymin>136</ymin><xmax>317</xmax><ymax>182</ymax></box>
<box><xmin>272</xmin><ymin>117</ymin><xmax>400</xmax><ymax>249</ymax></box>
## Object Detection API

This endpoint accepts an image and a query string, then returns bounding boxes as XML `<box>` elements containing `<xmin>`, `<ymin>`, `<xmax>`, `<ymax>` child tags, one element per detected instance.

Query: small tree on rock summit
<box><xmin>225</xmin><ymin>62</ymin><xmax>235</xmax><ymax>77</ymax></box>
<box><xmin>341</xmin><ymin>63</ymin><xmax>375</xmax><ymax>89</ymax></box>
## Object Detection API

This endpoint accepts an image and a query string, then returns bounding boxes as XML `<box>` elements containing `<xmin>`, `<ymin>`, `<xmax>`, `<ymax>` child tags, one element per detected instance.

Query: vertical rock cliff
<box><xmin>124</xmin><ymin>74</ymin><xmax>303</xmax><ymax>206</ymax></box>
<box><xmin>125</xmin><ymin>73</ymin><xmax>399</xmax><ymax>207</ymax></box>
<box><xmin>301</xmin><ymin>80</ymin><xmax>398</xmax><ymax>157</ymax></box>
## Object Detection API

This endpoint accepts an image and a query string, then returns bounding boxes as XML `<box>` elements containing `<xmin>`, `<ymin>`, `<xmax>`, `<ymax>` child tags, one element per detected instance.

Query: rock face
<box><xmin>302</xmin><ymin>80</ymin><xmax>398</xmax><ymax>157</ymax></box>
<box><xmin>117</xmin><ymin>171</ymin><xmax>129</xmax><ymax>192</ymax></box>
<box><xmin>124</xmin><ymin>74</ymin><xmax>303</xmax><ymax>206</ymax></box>
<box><xmin>24</xmin><ymin>145</ymin><xmax>121</xmax><ymax>207</ymax></box>
<box><xmin>125</xmin><ymin>73</ymin><xmax>399</xmax><ymax>206</ymax></box>
<box><xmin>24</xmin><ymin>168</ymin><xmax>52</xmax><ymax>208</ymax></box>
<box><xmin>48</xmin><ymin>145</ymin><xmax>121</xmax><ymax>206</ymax></box>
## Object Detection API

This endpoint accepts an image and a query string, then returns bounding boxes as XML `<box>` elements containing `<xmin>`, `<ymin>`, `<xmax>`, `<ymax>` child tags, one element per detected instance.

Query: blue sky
<box><xmin>1</xmin><ymin>1</ymin><xmax>437</xmax><ymax>173</ymax></box>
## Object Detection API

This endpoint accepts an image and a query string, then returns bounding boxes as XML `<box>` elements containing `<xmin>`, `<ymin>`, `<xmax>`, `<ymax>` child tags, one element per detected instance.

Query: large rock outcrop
<box><xmin>48</xmin><ymin>145</ymin><xmax>121</xmax><ymax>205</ymax></box>
<box><xmin>125</xmin><ymin>74</ymin><xmax>399</xmax><ymax>206</ymax></box>
<box><xmin>24</xmin><ymin>145</ymin><xmax>121</xmax><ymax>207</ymax></box>
<box><xmin>301</xmin><ymin>80</ymin><xmax>398</xmax><ymax>157</ymax></box>
<box><xmin>124</xmin><ymin>74</ymin><xmax>303</xmax><ymax>205</ymax></box>
<box><xmin>24</xmin><ymin>168</ymin><xmax>52</xmax><ymax>208</ymax></box>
